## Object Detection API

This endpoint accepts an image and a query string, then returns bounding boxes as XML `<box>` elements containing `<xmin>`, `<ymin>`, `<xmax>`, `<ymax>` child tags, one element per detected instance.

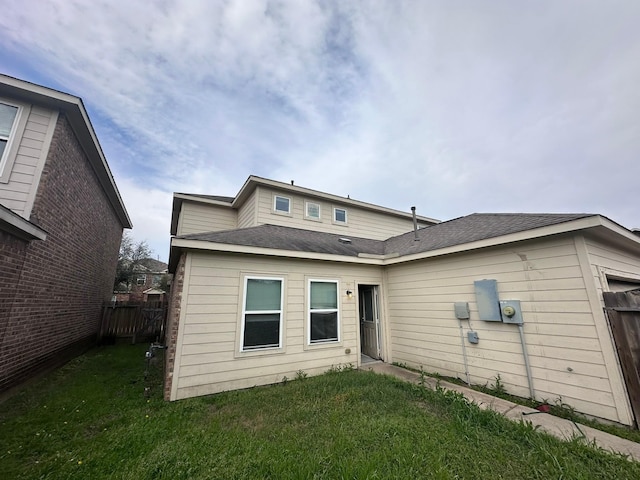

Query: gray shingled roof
<box><xmin>177</xmin><ymin>213</ymin><xmax>596</xmax><ymax>259</ymax></box>
<box><xmin>180</xmin><ymin>224</ymin><xmax>385</xmax><ymax>257</ymax></box>
<box><xmin>385</xmin><ymin>213</ymin><xmax>595</xmax><ymax>256</ymax></box>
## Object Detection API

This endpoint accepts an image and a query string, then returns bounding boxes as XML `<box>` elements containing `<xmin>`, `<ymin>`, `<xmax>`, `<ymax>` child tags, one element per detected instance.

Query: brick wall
<box><xmin>0</xmin><ymin>231</ymin><xmax>28</xmax><ymax>349</ymax></box>
<box><xmin>0</xmin><ymin>114</ymin><xmax>124</xmax><ymax>392</ymax></box>
<box><xmin>164</xmin><ymin>253</ymin><xmax>186</xmax><ymax>400</ymax></box>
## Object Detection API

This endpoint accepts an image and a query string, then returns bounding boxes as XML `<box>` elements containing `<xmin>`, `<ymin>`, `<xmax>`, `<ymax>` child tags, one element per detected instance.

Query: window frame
<box><xmin>273</xmin><ymin>195</ymin><xmax>291</xmax><ymax>215</ymax></box>
<box><xmin>304</xmin><ymin>201</ymin><xmax>321</xmax><ymax>221</ymax></box>
<box><xmin>307</xmin><ymin>278</ymin><xmax>340</xmax><ymax>345</ymax></box>
<box><xmin>0</xmin><ymin>98</ymin><xmax>30</xmax><ymax>183</ymax></box>
<box><xmin>333</xmin><ymin>207</ymin><xmax>348</xmax><ymax>225</ymax></box>
<box><xmin>240</xmin><ymin>275</ymin><xmax>284</xmax><ymax>352</ymax></box>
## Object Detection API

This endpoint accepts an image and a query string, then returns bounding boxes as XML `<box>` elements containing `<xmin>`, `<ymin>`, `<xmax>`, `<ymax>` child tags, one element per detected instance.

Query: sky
<box><xmin>1</xmin><ymin>1</ymin><xmax>638</xmax><ymax>261</ymax></box>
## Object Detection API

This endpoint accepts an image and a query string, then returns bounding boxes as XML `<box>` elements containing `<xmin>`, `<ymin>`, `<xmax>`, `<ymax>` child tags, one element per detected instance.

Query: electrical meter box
<box><xmin>499</xmin><ymin>300</ymin><xmax>523</xmax><ymax>324</ymax></box>
<box><xmin>474</xmin><ymin>279</ymin><xmax>501</xmax><ymax>321</ymax></box>
<box><xmin>454</xmin><ymin>302</ymin><xmax>470</xmax><ymax>320</ymax></box>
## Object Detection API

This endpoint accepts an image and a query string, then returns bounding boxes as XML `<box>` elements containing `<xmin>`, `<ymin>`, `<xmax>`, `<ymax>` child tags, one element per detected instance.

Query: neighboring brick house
<box><xmin>114</xmin><ymin>259</ymin><xmax>169</xmax><ymax>303</ymax></box>
<box><xmin>0</xmin><ymin>74</ymin><xmax>132</xmax><ymax>393</ymax></box>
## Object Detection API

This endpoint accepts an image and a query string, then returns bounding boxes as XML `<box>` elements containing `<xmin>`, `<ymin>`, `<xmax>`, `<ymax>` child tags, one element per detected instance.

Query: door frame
<box><xmin>357</xmin><ymin>284</ymin><xmax>382</xmax><ymax>360</ymax></box>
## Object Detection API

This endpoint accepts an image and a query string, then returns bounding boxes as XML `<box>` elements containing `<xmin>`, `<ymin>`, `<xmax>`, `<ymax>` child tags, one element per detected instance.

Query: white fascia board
<box><xmin>173</xmin><ymin>193</ymin><xmax>234</xmax><ymax>207</ymax></box>
<box><xmin>232</xmin><ymin>175</ymin><xmax>440</xmax><ymax>224</ymax></box>
<box><xmin>598</xmin><ymin>217</ymin><xmax>640</xmax><ymax>247</ymax></box>
<box><xmin>0</xmin><ymin>206</ymin><xmax>47</xmax><ymax>240</ymax></box>
<box><xmin>170</xmin><ymin>237</ymin><xmax>383</xmax><ymax>265</ymax></box>
<box><xmin>382</xmin><ymin>215</ymin><xmax>607</xmax><ymax>265</ymax></box>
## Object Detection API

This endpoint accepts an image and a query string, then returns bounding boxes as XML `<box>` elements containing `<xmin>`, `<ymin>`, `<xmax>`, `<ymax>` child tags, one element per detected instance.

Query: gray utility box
<box><xmin>474</xmin><ymin>279</ymin><xmax>501</xmax><ymax>321</ymax></box>
<box><xmin>454</xmin><ymin>302</ymin><xmax>470</xmax><ymax>320</ymax></box>
<box><xmin>467</xmin><ymin>331</ymin><xmax>479</xmax><ymax>344</ymax></box>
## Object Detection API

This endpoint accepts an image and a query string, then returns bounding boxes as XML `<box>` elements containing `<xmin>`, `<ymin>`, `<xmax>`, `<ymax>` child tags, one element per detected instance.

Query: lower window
<box><xmin>242</xmin><ymin>277</ymin><xmax>283</xmax><ymax>350</ymax></box>
<box><xmin>309</xmin><ymin>280</ymin><xmax>339</xmax><ymax>343</ymax></box>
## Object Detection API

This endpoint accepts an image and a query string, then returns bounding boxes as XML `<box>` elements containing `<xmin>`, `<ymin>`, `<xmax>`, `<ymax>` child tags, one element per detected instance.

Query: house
<box><xmin>166</xmin><ymin>175</ymin><xmax>640</xmax><ymax>427</ymax></box>
<box><xmin>114</xmin><ymin>258</ymin><xmax>169</xmax><ymax>303</ymax></box>
<box><xmin>0</xmin><ymin>74</ymin><xmax>131</xmax><ymax>392</ymax></box>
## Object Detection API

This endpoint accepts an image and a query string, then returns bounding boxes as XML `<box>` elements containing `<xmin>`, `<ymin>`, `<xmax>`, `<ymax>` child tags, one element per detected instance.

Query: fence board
<box><xmin>99</xmin><ymin>302</ymin><xmax>167</xmax><ymax>344</ymax></box>
<box><xmin>604</xmin><ymin>290</ymin><xmax>640</xmax><ymax>428</ymax></box>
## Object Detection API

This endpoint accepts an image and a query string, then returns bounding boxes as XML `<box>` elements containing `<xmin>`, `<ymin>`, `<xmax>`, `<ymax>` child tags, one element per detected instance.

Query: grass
<box><xmin>394</xmin><ymin>362</ymin><xmax>640</xmax><ymax>445</ymax></box>
<box><xmin>1</xmin><ymin>346</ymin><xmax>639</xmax><ymax>479</ymax></box>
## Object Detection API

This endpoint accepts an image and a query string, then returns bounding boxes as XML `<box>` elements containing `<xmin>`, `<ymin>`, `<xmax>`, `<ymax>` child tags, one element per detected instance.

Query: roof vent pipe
<box><xmin>411</xmin><ymin>206</ymin><xmax>419</xmax><ymax>241</ymax></box>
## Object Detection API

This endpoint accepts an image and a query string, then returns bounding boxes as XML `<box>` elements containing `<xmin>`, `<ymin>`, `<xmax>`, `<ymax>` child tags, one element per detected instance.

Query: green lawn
<box><xmin>1</xmin><ymin>345</ymin><xmax>639</xmax><ymax>479</ymax></box>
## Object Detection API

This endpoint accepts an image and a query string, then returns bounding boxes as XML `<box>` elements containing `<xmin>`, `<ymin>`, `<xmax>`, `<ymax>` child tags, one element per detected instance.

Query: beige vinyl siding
<box><xmin>0</xmin><ymin>105</ymin><xmax>56</xmax><ymax>218</ymax></box>
<box><xmin>254</xmin><ymin>187</ymin><xmax>419</xmax><ymax>240</ymax></box>
<box><xmin>171</xmin><ymin>252</ymin><xmax>383</xmax><ymax>400</ymax></box>
<box><xmin>237</xmin><ymin>188</ymin><xmax>257</xmax><ymax>228</ymax></box>
<box><xmin>386</xmin><ymin>236</ymin><xmax>624</xmax><ymax>423</ymax></box>
<box><xmin>585</xmin><ymin>237</ymin><xmax>640</xmax><ymax>300</ymax></box>
<box><xmin>176</xmin><ymin>201</ymin><xmax>237</xmax><ymax>236</ymax></box>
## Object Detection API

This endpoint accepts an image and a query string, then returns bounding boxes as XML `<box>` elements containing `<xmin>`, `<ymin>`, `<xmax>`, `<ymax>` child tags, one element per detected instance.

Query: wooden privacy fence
<box><xmin>99</xmin><ymin>302</ymin><xmax>167</xmax><ymax>344</ymax></box>
<box><xmin>604</xmin><ymin>290</ymin><xmax>640</xmax><ymax>428</ymax></box>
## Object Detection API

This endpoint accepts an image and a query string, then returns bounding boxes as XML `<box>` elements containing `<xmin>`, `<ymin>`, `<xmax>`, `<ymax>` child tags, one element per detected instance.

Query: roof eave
<box><xmin>169</xmin><ymin>237</ymin><xmax>383</xmax><ymax>266</ymax></box>
<box><xmin>169</xmin><ymin>215</ymin><xmax>640</xmax><ymax>270</ymax></box>
<box><xmin>383</xmin><ymin>214</ymin><xmax>637</xmax><ymax>265</ymax></box>
<box><xmin>0</xmin><ymin>75</ymin><xmax>132</xmax><ymax>229</ymax></box>
<box><xmin>0</xmin><ymin>204</ymin><xmax>47</xmax><ymax>241</ymax></box>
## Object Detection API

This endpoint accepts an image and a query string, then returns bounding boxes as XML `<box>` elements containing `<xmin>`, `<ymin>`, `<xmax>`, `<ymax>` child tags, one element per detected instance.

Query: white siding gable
<box><xmin>254</xmin><ymin>186</ymin><xmax>421</xmax><ymax>240</ymax></box>
<box><xmin>0</xmin><ymin>103</ymin><xmax>58</xmax><ymax>219</ymax></box>
<box><xmin>176</xmin><ymin>200</ymin><xmax>237</xmax><ymax>236</ymax></box>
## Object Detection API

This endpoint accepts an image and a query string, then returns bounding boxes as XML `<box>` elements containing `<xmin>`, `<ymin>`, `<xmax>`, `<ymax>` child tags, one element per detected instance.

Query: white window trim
<box><xmin>0</xmin><ymin>98</ymin><xmax>31</xmax><ymax>183</ymax></box>
<box><xmin>273</xmin><ymin>194</ymin><xmax>292</xmax><ymax>216</ymax></box>
<box><xmin>304</xmin><ymin>201</ymin><xmax>321</xmax><ymax>221</ymax></box>
<box><xmin>240</xmin><ymin>275</ymin><xmax>284</xmax><ymax>352</ymax></box>
<box><xmin>307</xmin><ymin>278</ymin><xmax>340</xmax><ymax>345</ymax></box>
<box><xmin>332</xmin><ymin>207</ymin><xmax>348</xmax><ymax>225</ymax></box>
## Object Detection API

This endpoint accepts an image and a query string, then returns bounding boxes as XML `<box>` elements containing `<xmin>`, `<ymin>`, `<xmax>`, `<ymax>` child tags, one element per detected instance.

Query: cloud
<box><xmin>1</xmin><ymin>0</ymin><xmax>639</xmax><ymax>261</ymax></box>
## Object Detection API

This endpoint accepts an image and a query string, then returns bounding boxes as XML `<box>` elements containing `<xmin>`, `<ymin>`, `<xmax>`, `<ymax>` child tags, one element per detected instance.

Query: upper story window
<box><xmin>0</xmin><ymin>99</ymin><xmax>30</xmax><ymax>184</ymax></box>
<box><xmin>273</xmin><ymin>195</ymin><xmax>291</xmax><ymax>214</ymax></box>
<box><xmin>308</xmin><ymin>280</ymin><xmax>339</xmax><ymax>344</ymax></box>
<box><xmin>333</xmin><ymin>207</ymin><xmax>347</xmax><ymax>224</ymax></box>
<box><xmin>0</xmin><ymin>102</ymin><xmax>20</xmax><ymax>176</ymax></box>
<box><xmin>241</xmin><ymin>277</ymin><xmax>283</xmax><ymax>351</ymax></box>
<box><xmin>305</xmin><ymin>201</ymin><xmax>321</xmax><ymax>220</ymax></box>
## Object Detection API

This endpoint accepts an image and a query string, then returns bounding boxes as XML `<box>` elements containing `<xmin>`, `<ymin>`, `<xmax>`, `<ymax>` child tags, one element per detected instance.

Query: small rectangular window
<box><xmin>274</xmin><ymin>195</ymin><xmax>291</xmax><ymax>214</ymax></box>
<box><xmin>136</xmin><ymin>275</ymin><xmax>146</xmax><ymax>285</ymax></box>
<box><xmin>308</xmin><ymin>280</ymin><xmax>339</xmax><ymax>344</ymax></box>
<box><xmin>305</xmin><ymin>201</ymin><xmax>321</xmax><ymax>220</ymax></box>
<box><xmin>333</xmin><ymin>207</ymin><xmax>347</xmax><ymax>224</ymax></box>
<box><xmin>242</xmin><ymin>277</ymin><xmax>283</xmax><ymax>350</ymax></box>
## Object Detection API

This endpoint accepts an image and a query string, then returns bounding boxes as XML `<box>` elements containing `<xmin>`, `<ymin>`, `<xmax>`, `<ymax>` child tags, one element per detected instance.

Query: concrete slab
<box><xmin>361</xmin><ymin>362</ymin><xmax>640</xmax><ymax>462</ymax></box>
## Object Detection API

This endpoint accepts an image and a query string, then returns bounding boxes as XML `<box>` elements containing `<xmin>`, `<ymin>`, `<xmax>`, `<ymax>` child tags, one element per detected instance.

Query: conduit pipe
<box><xmin>457</xmin><ymin>317</ymin><xmax>471</xmax><ymax>385</ymax></box>
<box><xmin>518</xmin><ymin>324</ymin><xmax>535</xmax><ymax>399</ymax></box>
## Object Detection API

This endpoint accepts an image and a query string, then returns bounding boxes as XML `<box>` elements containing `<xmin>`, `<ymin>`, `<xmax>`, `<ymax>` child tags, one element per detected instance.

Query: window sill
<box><xmin>303</xmin><ymin>340</ymin><xmax>342</xmax><ymax>352</ymax></box>
<box><xmin>271</xmin><ymin>210</ymin><xmax>292</xmax><ymax>217</ymax></box>
<box><xmin>235</xmin><ymin>346</ymin><xmax>286</xmax><ymax>358</ymax></box>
